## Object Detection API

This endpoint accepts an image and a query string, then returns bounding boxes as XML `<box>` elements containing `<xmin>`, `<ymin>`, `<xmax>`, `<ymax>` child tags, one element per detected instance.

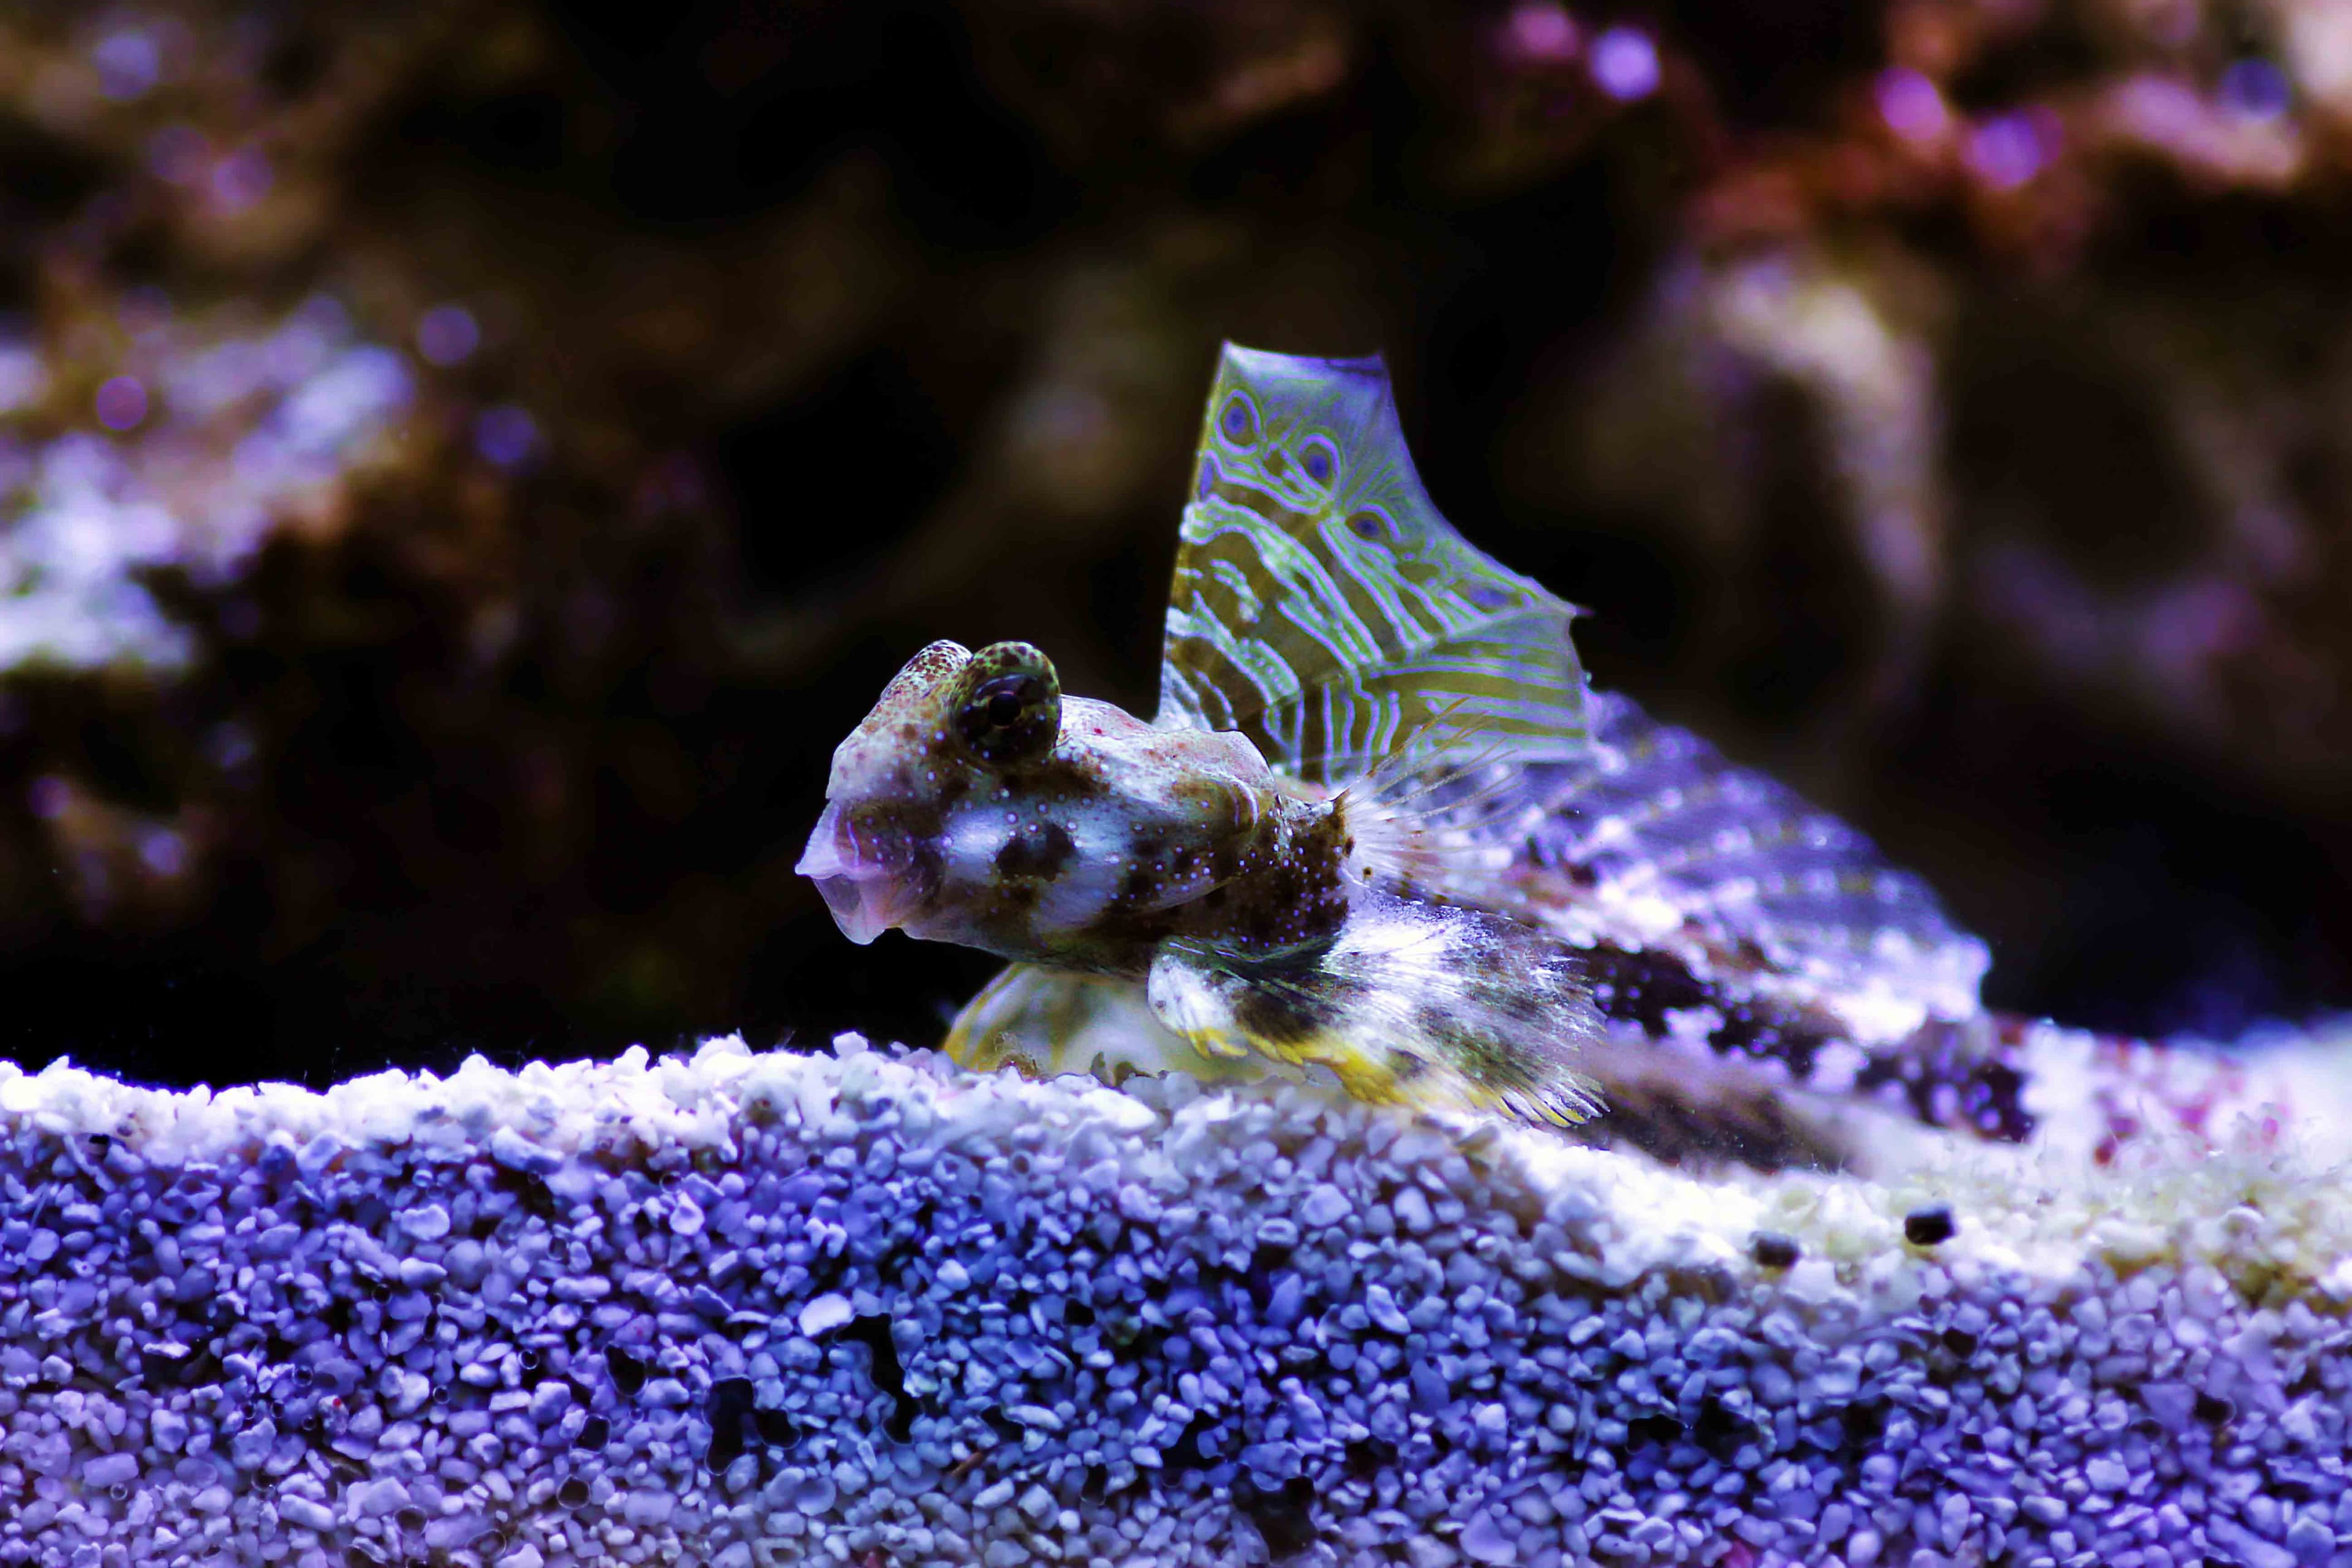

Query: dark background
<box><xmin>2</xmin><ymin>0</ymin><xmax>2348</xmax><ymax>1090</ymax></box>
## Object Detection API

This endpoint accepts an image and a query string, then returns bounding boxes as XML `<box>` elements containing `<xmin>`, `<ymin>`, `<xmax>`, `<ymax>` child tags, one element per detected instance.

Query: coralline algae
<box><xmin>1</xmin><ymin>1033</ymin><xmax>2350</xmax><ymax>1567</ymax></box>
<box><xmin>0</xmin><ymin>295</ymin><xmax>415</xmax><ymax>674</ymax></box>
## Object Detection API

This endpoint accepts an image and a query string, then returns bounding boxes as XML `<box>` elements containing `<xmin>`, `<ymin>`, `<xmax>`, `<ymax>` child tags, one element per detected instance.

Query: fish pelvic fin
<box><xmin>943</xmin><ymin>962</ymin><xmax>1270</xmax><ymax>1089</ymax></box>
<box><xmin>1144</xmin><ymin>889</ymin><xmax>1606</xmax><ymax>1129</ymax></box>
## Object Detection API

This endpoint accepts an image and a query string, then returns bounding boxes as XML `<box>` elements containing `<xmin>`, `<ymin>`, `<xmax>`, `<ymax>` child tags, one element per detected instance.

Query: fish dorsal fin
<box><xmin>1156</xmin><ymin>344</ymin><xmax>1588</xmax><ymax>786</ymax></box>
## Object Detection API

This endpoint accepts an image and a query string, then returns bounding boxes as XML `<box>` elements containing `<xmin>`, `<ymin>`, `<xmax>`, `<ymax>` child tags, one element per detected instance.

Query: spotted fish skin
<box><xmin>799</xmin><ymin>639</ymin><xmax>1354</xmax><ymax>976</ymax></box>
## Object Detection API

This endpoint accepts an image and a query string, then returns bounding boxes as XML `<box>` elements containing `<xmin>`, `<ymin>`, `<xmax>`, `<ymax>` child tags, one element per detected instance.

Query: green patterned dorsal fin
<box><xmin>1156</xmin><ymin>344</ymin><xmax>1587</xmax><ymax>784</ymax></box>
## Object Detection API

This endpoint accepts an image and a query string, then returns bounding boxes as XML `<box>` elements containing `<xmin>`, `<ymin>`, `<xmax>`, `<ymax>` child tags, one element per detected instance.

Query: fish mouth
<box><xmin>795</xmin><ymin>801</ymin><xmax>930</xmax><ymax>945</ymax></box>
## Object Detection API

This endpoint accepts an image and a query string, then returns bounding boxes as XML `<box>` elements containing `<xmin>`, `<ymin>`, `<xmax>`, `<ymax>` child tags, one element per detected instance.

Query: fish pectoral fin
<box><xmin>943</xmin><ymin>962</ymin><xmax>1270</xmax><ymax>1088</ymax></box>
<box><xmin>944</xmin><ymin>963</ymin><xmax>1095</xmax><ymax>1077</ymax></box>
<box><xmin>1142</xmin><ymin>893</ymin><xmax>1608</xmax><ymax>1129</ymax></box>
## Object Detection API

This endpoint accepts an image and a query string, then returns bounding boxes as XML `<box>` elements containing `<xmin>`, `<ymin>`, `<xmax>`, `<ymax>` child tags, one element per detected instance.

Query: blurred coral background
<box><xmin>2</xmin><ymin>0</ymin><xmax>2348</xmax><ymax>1088</ymax></box>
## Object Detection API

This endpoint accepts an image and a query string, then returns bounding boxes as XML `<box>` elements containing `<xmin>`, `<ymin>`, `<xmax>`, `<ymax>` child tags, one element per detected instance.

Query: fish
<box><xmin>798</xmin><ymin>345</ymin><xmax>1619</xmax><ymax>1128</ymax></box>
<box><xmin>798</xmin><ymin>344</ymin><xmax>2286</xmax><ymax>1164</ymax></box>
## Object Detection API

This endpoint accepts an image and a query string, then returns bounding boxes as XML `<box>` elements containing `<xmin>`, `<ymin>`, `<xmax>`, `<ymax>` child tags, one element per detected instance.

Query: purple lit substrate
<box><xmin>1</xmin><ymin>1032</ymin><xmax>2350</xmax><ymax>1567</ymax></box>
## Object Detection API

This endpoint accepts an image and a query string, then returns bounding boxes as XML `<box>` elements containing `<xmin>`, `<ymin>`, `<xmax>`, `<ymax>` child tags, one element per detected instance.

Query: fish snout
<box><xmin>795</xmin><ymin>801</ymin><xmax>935</xmax><ymax>944</ymax></box>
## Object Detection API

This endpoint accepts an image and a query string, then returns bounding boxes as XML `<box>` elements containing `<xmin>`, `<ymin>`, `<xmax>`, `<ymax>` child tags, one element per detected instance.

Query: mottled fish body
<box><xmin>798</xmin><ymin>627</ymin><xmax>1607</xmax><ymax>1125</ymax></box>
<box><xmin>801</xmin><ymin>344</ymin><xmax>2279</xmax><ymax>1164</ymax></box>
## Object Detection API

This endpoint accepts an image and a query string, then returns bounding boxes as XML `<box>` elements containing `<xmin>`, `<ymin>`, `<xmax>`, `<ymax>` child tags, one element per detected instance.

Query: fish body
<box><xmin>798</xmin><ymin>631</ymin><xmax>1605</xmax><ymax>1125</ymax></box>
<box><xmin>801</xmin><ymin>344</ymin><xmax>2291</xmax><ymax>1164</ymax></box>
<box><xmin>801</xmin><ymin>347</ymin><xmax>1613</xmax><ymax>1126</ymax></box>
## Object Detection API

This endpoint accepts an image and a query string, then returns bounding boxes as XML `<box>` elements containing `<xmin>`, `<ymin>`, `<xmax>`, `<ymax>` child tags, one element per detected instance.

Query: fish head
<box><xmin>797</xmin><ymin>638</ymin><xmax>1280</xmax><ymax>961</ymax></box>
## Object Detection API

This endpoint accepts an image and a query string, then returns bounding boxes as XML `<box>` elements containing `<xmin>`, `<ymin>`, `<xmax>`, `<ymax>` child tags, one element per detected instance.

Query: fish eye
<box><xmin>1300</xmin><ymin>435</ymin><xmax>1339</xmax><ymax>486</ymax></box>
<box><xmin>1345</xmin><ymin>508</ymin><xmax>1393</xmax><ymax>543</ymax></box>
<box><xmin>1219</xmin><ymin>393</ymin><xmax>1258</xmax><ymax>448</ymax></box>
<box><xmin>956</xmin><ymin>642</ymin><xmax>1062</xmax><ymax>766</ymax></box>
